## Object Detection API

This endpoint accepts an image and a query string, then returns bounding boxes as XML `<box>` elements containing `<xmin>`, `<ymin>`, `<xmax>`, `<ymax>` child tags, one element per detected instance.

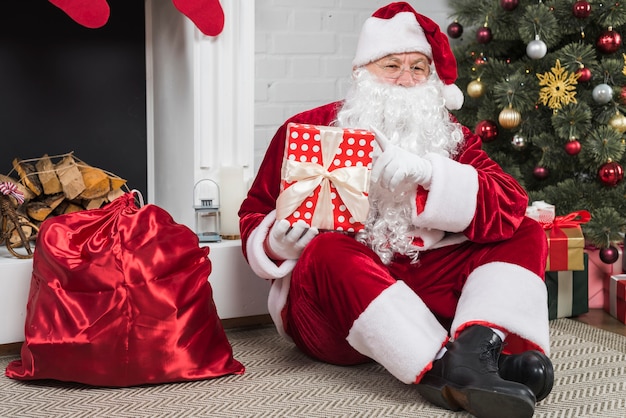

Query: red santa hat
<box><xmin>353</xmin><ymin>2</ymin><xmax>464</xmax><ymax>110</ymax></box>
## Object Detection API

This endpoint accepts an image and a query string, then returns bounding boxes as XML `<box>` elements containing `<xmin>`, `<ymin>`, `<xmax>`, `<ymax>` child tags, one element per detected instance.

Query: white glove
<box><xmin>266</xmin><ymin>219</ymin><xmax>319</xmax><ymax>260</ymax></box>
<box><xmin>370</xmin><ymin>127</ymin><xmax>432</xmax><ymax>192</ymax></box>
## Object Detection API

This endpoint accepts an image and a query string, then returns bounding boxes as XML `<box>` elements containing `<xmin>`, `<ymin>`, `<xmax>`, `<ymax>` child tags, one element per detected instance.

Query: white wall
<box><xmin>254</xmin><ymin>1</ymin><xmax>454</xmax><ymax>172</ymax></box>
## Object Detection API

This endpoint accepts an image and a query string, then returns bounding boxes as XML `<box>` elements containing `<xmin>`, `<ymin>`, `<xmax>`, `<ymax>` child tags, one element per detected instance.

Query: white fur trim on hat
<box><xmin>442</xmin><ymin>83</ymin><xmax>464</xmax><ymax>110</ymax></box>
<box><xmin>353</xmin><ymin>11</ymin><xmax>432</xmax><ymax>68</ymax></box>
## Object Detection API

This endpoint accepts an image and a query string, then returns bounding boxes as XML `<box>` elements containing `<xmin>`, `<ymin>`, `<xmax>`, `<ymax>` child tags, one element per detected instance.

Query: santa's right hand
<box><xmin>265</xmin><ymin>219</ymin><xmax>319</xmax><ymax>260</ymax></box>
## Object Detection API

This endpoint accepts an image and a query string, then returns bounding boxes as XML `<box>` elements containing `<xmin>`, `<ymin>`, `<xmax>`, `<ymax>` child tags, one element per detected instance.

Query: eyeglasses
<box><xmin>372</xmin><ymin>60</ymin><xmax>430</xmax><ymax>80</ymax></box>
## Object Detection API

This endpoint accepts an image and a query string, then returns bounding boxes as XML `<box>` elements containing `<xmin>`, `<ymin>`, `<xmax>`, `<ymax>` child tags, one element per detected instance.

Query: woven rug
<box><xmin>0</xmin><ymin>318</ymin><xmax>624</xmax><ymax>417</ymax></box>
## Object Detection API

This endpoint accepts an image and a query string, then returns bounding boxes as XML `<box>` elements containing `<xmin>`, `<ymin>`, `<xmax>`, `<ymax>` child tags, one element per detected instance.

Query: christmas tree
<box><xmin>447</xmin><ymin>0</ymin><xmax>626</xmax><ymax>261</ymax></box>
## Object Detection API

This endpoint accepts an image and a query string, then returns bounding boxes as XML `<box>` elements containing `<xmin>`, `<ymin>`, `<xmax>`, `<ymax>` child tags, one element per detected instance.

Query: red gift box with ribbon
<box><xmin>276</xmin><ymin>123</ymin><xmax>374</xmax><ymax>232</ymax></box>
<box><xmin>542</xmin><ymin>210</ymin><xmax>591</xmax><ymax>271</ymax></box>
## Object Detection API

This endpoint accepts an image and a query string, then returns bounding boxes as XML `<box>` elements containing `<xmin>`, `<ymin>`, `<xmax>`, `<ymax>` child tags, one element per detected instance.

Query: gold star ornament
<box><xmin>537</xmin><ymin>59</ymin><xmax>580</xmax><ymax>110</ymax></box>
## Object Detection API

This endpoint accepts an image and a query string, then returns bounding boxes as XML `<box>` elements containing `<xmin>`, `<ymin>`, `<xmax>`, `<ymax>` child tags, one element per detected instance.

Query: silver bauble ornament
<box><xmin>511</xmin><ymin>134</ymin><xmax>526</xmax><ymax>149</ymax></box>
<box><xmin>592</xmin><ymin>83</ymin><xmax>614</xmax><ymax>104</ymax></box>
<box><xmin>526</xmin><ymin>36</ymin><xmax>547</xmax><ymax>59</ymax></box>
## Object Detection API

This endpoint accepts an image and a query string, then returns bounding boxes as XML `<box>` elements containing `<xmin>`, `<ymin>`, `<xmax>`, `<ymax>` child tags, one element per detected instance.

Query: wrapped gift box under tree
<box><xmin>526</xmin><ymin>202</ymin><xmax>588</xmax><ymax>271</ymax></box>
<box><xmin>543</xmin><ymin>211</ymin><xmax>589</xmax><ymax>272</ymax></box>
<box><xmin>277</xmin><ymin>123</ymin><xmax>374</xmax><ymax>233</ymax></box>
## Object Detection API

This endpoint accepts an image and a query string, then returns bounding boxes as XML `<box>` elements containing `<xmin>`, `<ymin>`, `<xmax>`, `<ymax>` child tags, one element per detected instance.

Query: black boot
<box><xmin>417</xmin><ymin>325</ymin><xmax>536</xmax><ymax>418</ymax></box>
<box><xmin>499</xmin><ymin>350</ymin><xmax>554</xmax><ymax>402</ymax></box>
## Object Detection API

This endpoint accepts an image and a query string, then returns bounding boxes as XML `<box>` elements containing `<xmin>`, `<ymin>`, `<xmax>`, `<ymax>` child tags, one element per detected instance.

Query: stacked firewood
<box><xmin>2</xmin><ymin>153</ymin><xmax>127</xmax><ymax>225</ymax></box>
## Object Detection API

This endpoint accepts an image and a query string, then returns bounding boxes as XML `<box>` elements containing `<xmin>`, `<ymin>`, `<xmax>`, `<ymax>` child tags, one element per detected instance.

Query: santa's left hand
<box><xmin>371</xmin><ymin>128</ymin><xmax>432</xmax><ymax>192</ymax></box>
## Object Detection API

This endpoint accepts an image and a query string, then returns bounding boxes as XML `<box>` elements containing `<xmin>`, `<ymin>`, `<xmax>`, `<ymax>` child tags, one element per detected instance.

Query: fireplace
<box><xmin>0</xmin><ymin>0</ymin><xmax>254</xmax><ymax>230</ymax></box>
<box><xmin>0</xmin><ymin>1</ymin><xmax>147</xmax><ymax>197</ymax></box>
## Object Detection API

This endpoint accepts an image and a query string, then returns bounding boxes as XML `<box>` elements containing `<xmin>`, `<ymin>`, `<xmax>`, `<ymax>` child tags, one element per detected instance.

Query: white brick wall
<box><xmin>254</xmin><ymin>0</ymin><xmax>453</xmax><ymax>172</ymax></box>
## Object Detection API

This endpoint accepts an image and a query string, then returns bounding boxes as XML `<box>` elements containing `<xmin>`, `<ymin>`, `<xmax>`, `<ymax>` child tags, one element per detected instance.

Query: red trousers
<box><xmin>283</xmin><ymin>217</ymin><xmax>547</xmax><ymax>365</ymax></box>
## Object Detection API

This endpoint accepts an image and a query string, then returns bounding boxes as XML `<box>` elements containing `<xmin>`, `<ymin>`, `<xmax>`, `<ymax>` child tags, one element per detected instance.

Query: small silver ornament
<box><xmin>511</xmin><ymin>134</ymin><xmax>526</xmax><ymax>149</ymax></box>
<box><xmin>592</xmin><ymin>83</ymin><xmax>614</xmax><ymax>104</ymax></box>
<box><xmin>526</xmin><ymin>36</ymin><xmax>547</xmax><ymax>60</ymax></box>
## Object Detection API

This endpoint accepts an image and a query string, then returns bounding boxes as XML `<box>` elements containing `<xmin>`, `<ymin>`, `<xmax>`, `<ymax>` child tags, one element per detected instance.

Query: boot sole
<box><xmin>417</xmin><ymin>378</ymin><xmax>535</xmax><ymax>418</ymax></box>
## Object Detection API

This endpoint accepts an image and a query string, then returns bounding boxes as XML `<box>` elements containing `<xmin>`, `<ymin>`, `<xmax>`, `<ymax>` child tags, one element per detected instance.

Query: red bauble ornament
<box><xmin>564</xmin><ymin>139</ymin><xmax>582</xmax><ymax>155</ymax></box>
<box><xmin>533</xmin><ymin>166</ymin><xmax>549</xmax><ymax>180</ymax></box>
<box><xmin>597</xmin><ymin>28</ymin><xmax>622</xmax><ymax>54</ymax></box>
<box><xmin>599</xmin><ymin>245</ymin><xmax>620</xmax><ymax>264</ymax></box>
<box><xmin>598</xmin><ymin>161</ymin><xmax>624</xmax><ymax>186</ymax></box>
<box><xmin>447</xmin><ymin>21</ymin><xmax>463</xmax><ymax>39</ymax></box>
<box><xmin>476</xmin><ymin>27</ymin><xmax>493</xmax><ymax>44</ymax></box>
<box><xmin>572</xmin><ymin>0</ymin><xmax>591</xmax><ymax>19</ymax></box>
<box><xmin>576</xmin><ymin>67</ymin><xmax>592</xmax><ymax>82</ymax></box>
<box><xmin>500</xmin><ymin>0</ymin><xmax>519</xmax><ymax>11</ymax></box>
<box><xmin>474</xmin><ymin>120</ymin><xmax>499</xmax><ymax>142</ymax></box>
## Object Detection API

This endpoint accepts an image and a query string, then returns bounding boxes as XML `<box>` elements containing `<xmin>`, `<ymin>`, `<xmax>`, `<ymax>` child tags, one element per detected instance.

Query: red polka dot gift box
<box><xmin>276</xmin><ymin>123</ymin><xmax>375</xmax><ymax>233</ymax></box>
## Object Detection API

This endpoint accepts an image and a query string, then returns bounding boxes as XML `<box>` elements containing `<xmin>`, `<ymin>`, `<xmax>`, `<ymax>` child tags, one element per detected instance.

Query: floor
<box><xmin>574</xmin><ymin>308</ymin><xmax>626</xmax><ymax>337</ymax></box>
<box><xmin>1</xmin><ymin>310</ymin><xmax>623</xmax><ymax>358</ymax></box>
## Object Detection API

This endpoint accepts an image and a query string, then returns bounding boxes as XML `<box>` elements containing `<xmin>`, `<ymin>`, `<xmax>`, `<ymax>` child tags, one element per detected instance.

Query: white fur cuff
<box><xmin>246</xmin><ymin>210</ymin><xmax>297</xmax><ymax>280</ymax></box>
<box><xmin>347</xmin><ymin>281</ymin><xmax>447</xmax><ymax>384</ymax></box>
<box><xmin>451</xmin><ymin>262</ymin><xmax>550</xmax><ymax>355</ymax></box>
<box><xmin>412</xmin><ymin>153</ymin><xmax>478</xmax><ymax>232</ymax></box>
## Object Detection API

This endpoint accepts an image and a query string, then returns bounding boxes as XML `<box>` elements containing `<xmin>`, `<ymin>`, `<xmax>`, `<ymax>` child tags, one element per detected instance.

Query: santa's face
<box><xmin>364</xmin><ymin>52</ymin><xmax>432</xmax><ymax>87</ymax></box>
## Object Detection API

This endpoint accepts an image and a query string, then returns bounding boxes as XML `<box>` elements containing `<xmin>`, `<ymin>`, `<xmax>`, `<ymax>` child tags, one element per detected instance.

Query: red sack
<box><xmin>5</xmin><ymin>192</ymin><xmax>244</xmax><ymax>386</ymax></box>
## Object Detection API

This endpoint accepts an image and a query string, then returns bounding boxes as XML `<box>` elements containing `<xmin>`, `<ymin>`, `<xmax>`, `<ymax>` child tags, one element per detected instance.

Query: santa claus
<box><xmin>239</xmin><ymin>3</ymin><xmax>553</xmax><ymax>417</ymax></box>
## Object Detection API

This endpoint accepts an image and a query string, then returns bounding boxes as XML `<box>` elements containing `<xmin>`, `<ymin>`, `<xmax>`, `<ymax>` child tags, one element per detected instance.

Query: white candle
<box><xmin>219</xmin><ymin>166</ymin><xmax>246</xmax><ymax>238</ymax></box>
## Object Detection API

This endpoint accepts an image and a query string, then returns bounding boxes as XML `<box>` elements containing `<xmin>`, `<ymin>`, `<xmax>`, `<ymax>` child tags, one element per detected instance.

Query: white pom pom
<box><xmin>442</xmin><ymin>84</ymin><xmax>464</xmax><ymax>110</ymax></box>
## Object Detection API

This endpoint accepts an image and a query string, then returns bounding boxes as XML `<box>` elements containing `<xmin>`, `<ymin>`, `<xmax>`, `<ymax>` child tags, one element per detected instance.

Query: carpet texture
<box><xmin>0</xmin><ymin>318</ymin><xmax>624</xmax><ymax>417</ymax></box>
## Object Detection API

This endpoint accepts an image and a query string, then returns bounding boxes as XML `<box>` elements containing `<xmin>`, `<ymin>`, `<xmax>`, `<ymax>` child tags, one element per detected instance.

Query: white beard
<box><xmin>335</xmin><ymin>69</ymin><xmax>464</xmax><ymax>264</ymax></box>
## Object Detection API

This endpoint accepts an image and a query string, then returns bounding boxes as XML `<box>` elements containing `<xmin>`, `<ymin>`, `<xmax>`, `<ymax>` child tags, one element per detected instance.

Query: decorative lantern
<box><xmin>193</xmin><ymin>179</ymin><xmax>221</xmax><ymax>242</ymax></box>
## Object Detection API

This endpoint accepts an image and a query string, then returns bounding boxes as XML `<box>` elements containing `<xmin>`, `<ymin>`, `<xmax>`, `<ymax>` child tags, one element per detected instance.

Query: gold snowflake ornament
<box><xmin>622</xmin><ymin>53</ymin><xmax>626</xmax><ymax>76</ymax></box>
<box><xmin>537</xmin><ymin>59</ymin><xmax>580</xmax><ymax>110</ymax></box>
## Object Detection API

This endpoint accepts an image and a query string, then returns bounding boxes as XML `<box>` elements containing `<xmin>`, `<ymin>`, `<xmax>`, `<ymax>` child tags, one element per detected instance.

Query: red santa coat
<box><xmin>239</xmin><ymin>102</ymin><xmax>550</xmax><ymax>384</ymax></box>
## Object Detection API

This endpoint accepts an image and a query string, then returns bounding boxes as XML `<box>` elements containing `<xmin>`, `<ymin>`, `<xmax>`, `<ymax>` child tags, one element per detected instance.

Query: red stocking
<box><xmin>172</xmin><ymin>0</ymin><xmax>225</xmax><ymax>36</ymax></box>
<box><xmin>49</xmin><ymin>0</ymin><xmax>110</xmax><ymax>29</ymax></box>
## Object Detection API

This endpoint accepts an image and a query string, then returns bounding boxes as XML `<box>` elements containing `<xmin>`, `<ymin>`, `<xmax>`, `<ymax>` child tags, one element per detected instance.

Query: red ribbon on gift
<box><xmin>542</xmin><ymin>210</ymin><xmax>591</xmax><ymax>271</ymax></box>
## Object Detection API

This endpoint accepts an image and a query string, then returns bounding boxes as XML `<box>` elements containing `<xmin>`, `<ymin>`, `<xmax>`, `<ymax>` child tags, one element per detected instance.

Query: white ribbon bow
<box><xmin>276</xmin><ymin>126</ymin><xmax>370</xmax><ymax>230</ymax></box>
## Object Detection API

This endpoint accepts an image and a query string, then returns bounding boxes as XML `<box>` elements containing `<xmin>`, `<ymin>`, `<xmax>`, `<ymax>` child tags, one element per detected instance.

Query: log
<box><xmin>12</xmin><ymin>158</ymin><xmax>42</xmax><ymax>196</ymax></box>
<box><xmin>83</xmin><ymin>197</ymin><xmax>106</xmax><ymax>210</ymax></box>
<box><xmin>62</xmin><ymin>202</ymin><xmax>85</xmax><ymax>214</ymax></box>
<box><xmin>78</xmin><ymin>165</ymin><xmax>110</xmax><ymax>199</ymax></box>
<box><xmin>26</xmin><ymin>193</ymin><xmax>65</xmax><ymax>221</ymax></box>
<box><xmin>109</xmin><ymin>176</ymin><xmax>127</xmax><ymax>192</ymax></box>
<box><xmin>55</xmin><ymin>155</ymin><xmax>85</xmax><ymax>200</ymax></box>
<box><xmin>107</xmin><ymin>187</ymin><xmax>125</xmax><ymax>202</ymax></box>
<box><xmin>35</xmin><ymin>154</ymin><xmax>63</xmax><ymax>195</ymax></box>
